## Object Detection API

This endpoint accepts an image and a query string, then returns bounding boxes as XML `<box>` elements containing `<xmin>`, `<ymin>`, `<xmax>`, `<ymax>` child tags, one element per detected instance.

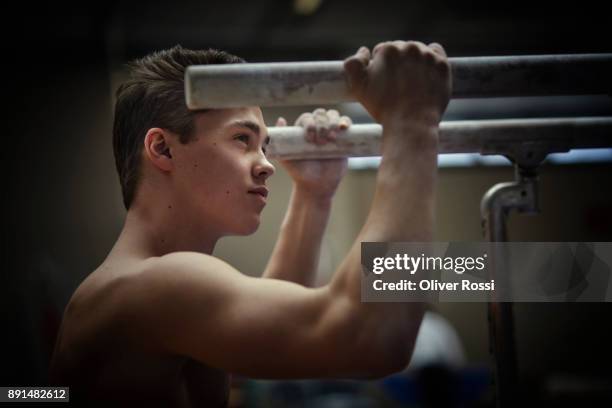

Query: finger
<box><xmin>408</xmin><ymin>40</ymin><xmax>428</xmax><ymax>50</ymax></box>
<box><xmin>313</xmin><ymin>111</ymin><xmax>330</xmax><ymax>145</ymax></box>
<box><xmin>326</xmin><ymin>109</ymin><xmax>340</xmax><ymax>122</ymax></box>
<box><xmin>350</xmin><ymin>46</ymin><xmax>371</xmax><ymax>65</ymax></box>
<box><xmin>313</xmin><ymin>108</ymin><xmax>327</xmax><ymax>118</ymax></box>
<box><xmin>326</xmin><ymin>109</ymin><xmax>340</xmax><ymax>130</ymax></box>
<box><xmin>400</xmin><ymin>41</ymin><xmax>437</xmax><ymax>65</ymax></box>
<box><xmin>391</xmin><ymin>40</ymin><xmax>411</xmax><ymax>50</ymax></box>
<box><xmin>295</xmin><ymin>113</ymin><xmax>316</xmax><ymax>143</ymax></box>
<box><xmin>326</xmin><ymin>110</ymin><xmax>341</xmax><ymax>141</ymax></box>
<box><xmin>315</xmin><ymin>124</ymin><xmax>329</xmax><ymax>145</ymax></box>
<box><xmin>372</xmin><ymin>41</ymin><xmax>391</xmax><ymax>57</ymax></box>
<box><xmin>428</xmin><ymin>42</ymin><xmax>447</xmax><ymax>58</ymax></box>
<box><xmin>327</xmin><ymin>123</ymin><xmax>339</xmax><ymax>141</ymax></box>
<box><xmin>338</xmin><ymin>115</ymin><xmax>352</xmax><ymax>130</ymax></box>
<box><xmin>344</xmin><ymin>47</ymin><xmax>370</xmax><ymax>94</ymax></box>
<box><xmin>400</xmin><ymin>40</ymin><xmax>426</xmax><ymax>58</ymax></box>
<box><xmin>294</xmin><ymin>112</ymin><xmax>316</xmax><ymax>143</ymax></box>
<box><xmin>301</xmin><ymin>116</ymin><xmax>317</xmax><ymax>144</ymax></box>
<box><xmin>375</xmin><ymin>42</ymin><xmax>402</xmax><ymax>64</ymax></box>
<box><xmin>294</xmin><ymin>112</ymin><xmax>312</xmax><ymax>127</ymax></box>
<box><xmin>427</xmin><ymin>42</ymin><xmax>450</xmax><ymax>73</ymax></box>
<box><xmin>313</xmin><ymin>108</ymin><xmax>329</xmax><ymax>123</ymax></box>
<box><xmin>276</xmin><ymin>116</ymin><xmax>287</xmax><ymax>127</ymax></box>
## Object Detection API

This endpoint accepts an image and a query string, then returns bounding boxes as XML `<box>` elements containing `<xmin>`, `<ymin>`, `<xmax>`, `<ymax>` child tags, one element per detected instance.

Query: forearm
<box><xmin>262</xmin><ymin>187</ymin><xmax>333</xmax><ymax>286</ymax></box>
<box><xmin>328</xmin><ymin>119</ymin><xmax>437</xmax><ymax>356</ymax></box>
<box><xmin>364</xmin><ymin>119</ymin><xmax>438</xmax><ymax>243</ymax></box>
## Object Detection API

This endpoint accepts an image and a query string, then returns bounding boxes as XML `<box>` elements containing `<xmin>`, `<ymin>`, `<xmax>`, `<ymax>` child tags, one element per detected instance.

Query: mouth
<box><xmin>248</xmin><ymin>186</ymin><xmax>269</xmax><ymax>200</ymax></box>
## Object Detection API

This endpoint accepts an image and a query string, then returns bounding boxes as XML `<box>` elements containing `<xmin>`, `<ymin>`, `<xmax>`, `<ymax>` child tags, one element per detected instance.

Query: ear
<box><xmin>143</xmin><ymin>128</ymin><xmax>174</xmax><ymax>172</ymax></box>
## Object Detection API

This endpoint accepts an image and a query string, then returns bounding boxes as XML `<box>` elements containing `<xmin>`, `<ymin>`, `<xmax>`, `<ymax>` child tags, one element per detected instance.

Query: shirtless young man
<box><xmin>49</xmin><ymin>41</ymin><xmax>451</xmax><ymax>406</ymax></box>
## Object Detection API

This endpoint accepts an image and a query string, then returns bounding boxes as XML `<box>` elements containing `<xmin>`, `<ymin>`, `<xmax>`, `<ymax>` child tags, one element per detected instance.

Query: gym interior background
<box><xmin>3</xmin><ymin>0</ymin><xmax>611</xmax><ymax>406</ymax></box>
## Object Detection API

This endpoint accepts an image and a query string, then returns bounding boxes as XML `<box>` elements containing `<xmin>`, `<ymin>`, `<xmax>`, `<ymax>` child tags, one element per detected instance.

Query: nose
<box><xmin>253</xmin><ymin>154</ymin><xmax>275</xmax><ymax>181</ymax></box>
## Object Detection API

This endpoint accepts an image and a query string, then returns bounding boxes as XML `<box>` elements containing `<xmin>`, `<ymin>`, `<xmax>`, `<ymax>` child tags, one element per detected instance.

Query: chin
<box><xmin>240</xmin><ymin>223</ymin><xmax>260</xmax><ymax>236</ymax></box>
<box><xmin>228</xmin><ymin>216</ymin><xmax>261</xmax><ymax>236</ymax></box>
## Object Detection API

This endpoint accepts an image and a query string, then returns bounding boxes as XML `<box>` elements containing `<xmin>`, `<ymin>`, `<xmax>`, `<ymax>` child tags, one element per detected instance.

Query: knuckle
<box><xmin>296</xmin><ymin>113</ymin><xmax>310</xmax><ymax>124</ymax></box>
<box><xmin>403</xmin><ymin>41</ymin><xmax>421</xmax><ymax>57</ymax></box>
<box><xmin>304</xmin><ymin>117</ymin><xmax>315</xmax><ymax>127</ymax></box>
<box><xmin>343</xmin><ymin>57</ymin><xmax>359</xmax><ymax>69</ymax></box>
<box><xmin>429</xmin><ymin>42</ymin><xmax>447</xmax><ymax>57</ymax></box>
<box><xmin>373</xmin><ymin>41</ymin><xmax>387</xmax><ymax>53</ymax></box>
<box><xmin>381</xmin><ymin>44</ymin><xmax>401</xmax><ymax>60</ymax></box>
<box><xmin>436</xmin><ymin>58</ymin><xmax>451</xmax><ymax>73</ymax></box>
<box><xmin>413</xmin><ymin>41</ymin><xmax>428</xmax><ymax>49</ymax></box>
<box><xmin>423</xmin><ymin>50</ymin><xmax>437</xmax><ymax>65</ymax></box>
<box><xmin>314</xmin><ymin>116</ymin><xmax>327</xmax><ymax>126</ymax></box>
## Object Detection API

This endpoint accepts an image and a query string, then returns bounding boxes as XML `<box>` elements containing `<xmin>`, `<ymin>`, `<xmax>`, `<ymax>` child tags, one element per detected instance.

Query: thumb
<box><xmin>344</xmin><ymin>47</ymin><xmax>370</xmax><ymax>95</ymax></box>
<box><xmin>276</xmin><ymin>117</ymin><xmax>287</xmax><ymax>127</ymax></box>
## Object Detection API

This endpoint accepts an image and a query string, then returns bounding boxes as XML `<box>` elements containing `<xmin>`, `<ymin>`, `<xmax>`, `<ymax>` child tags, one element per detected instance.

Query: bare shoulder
<box><xmin>143</xmin><ymin>251</ymin><xmax>239</xmax><ymax>278</ymax></box>
<box><xmin>134</xmin><ymin>251</ymin><xmax>329</xmax><ymax>311</ymax></box>
<box><xmin>132</xmin><ymin>251</ymin><xmax>246</xmax><ymax>300</ymax></box>
<box><xmin>112</xmin><ymin>252</ymin><xmax>249</xmax><ymax>344</ymax></box>
<box><xmin>58</xmin><ymin>252</ymin><xmax>237</xmax><ymax>352</ymax></box>
<box><xmin>77</xmin><ymin>251</ymin><xmax>345</xmax><ymax>377</ymax></box>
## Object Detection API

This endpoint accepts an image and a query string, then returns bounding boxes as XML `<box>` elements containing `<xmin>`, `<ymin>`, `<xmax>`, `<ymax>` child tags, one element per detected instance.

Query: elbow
<box><xmin>343</xmin><ymin>341</ymin><xmax>415</xmax><ymax>380</ymax></box>
<box><xmin>363</xmin><ymin>312</ymin><xmax>423</xmax><ymax>378</ymax></box>
<box><xmin>343</xmin><ymin>321</ymin><xmax>420</xmax><ymax>379</ymax></box>
<box><xmin>323</xmin><ymin>292</ymin><xmax>424</xmax><ymax>379</ymax></box>
<box><xmin>363</xmin><ymin>335</ymin><xmax>418</xmax><ymax>379</ymax></box>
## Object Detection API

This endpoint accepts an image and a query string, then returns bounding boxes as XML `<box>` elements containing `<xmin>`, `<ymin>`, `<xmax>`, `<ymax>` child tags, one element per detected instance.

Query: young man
<box><xmin>50</xmin><ymin>41</ymin><xmax>451</xmax><ymax>406</ymax></box>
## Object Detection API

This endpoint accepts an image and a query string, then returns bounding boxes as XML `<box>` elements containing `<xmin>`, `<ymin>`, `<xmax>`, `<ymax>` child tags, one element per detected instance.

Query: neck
<box><xmin>111</xmin><ymin>200</ymin><xmax>220</xmax><ymax>260</ymax></box>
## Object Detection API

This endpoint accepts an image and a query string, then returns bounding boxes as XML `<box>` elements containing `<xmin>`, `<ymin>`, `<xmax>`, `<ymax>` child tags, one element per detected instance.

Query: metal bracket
<box><xmin>480</xmin><ymin>146</ymin><xmax>552</xmax><ymax>407</ymax></box>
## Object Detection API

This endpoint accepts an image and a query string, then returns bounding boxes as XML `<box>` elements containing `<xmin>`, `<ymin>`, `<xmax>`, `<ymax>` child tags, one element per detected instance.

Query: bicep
<box><xmin>129</xmin><ymin>253</ymin><xmax>367</xmax><ymax>378</ymax></box>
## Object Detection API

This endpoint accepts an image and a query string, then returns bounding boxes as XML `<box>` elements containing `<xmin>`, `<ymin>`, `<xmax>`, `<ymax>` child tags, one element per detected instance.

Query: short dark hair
<box><xmin>112</xmin><ymin>45</ymin><xmax>245</xmax><ymax>209</ymax></box>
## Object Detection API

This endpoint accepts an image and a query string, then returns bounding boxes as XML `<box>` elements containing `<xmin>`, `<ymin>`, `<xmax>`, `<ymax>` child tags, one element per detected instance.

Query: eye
<box><xmin>234</xmin><ymin>134</ymin><xmax>249</xmax><ymax>144</ymax></box>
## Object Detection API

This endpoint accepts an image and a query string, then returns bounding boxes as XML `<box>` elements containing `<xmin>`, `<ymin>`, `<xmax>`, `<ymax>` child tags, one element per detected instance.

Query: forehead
<box><xmin>193</xmin><ymin>107</ymin><xmax>266</xmax><ymax>136</ymax></box>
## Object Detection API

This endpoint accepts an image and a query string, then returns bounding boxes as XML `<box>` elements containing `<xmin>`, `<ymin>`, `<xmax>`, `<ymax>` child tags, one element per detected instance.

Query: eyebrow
<box><xmin>230</xmin><ymin>120</ymin><xmax>270</xmax><ymax>145</ymax></box>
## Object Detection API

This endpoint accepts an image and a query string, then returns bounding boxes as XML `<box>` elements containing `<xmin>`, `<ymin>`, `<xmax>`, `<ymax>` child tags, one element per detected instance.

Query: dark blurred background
<box><xmin>2</xmin><ymin>1</ymin><xmax>612</xmax><ymax>406</ymax></box>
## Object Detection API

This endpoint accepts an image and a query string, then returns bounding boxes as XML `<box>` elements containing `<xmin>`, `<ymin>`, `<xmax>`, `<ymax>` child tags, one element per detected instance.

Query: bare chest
<box><xmin>54</xmin><ymin>309</ymin><xmax>229</xmax><ymax>406</ymax></box>
<box><xmin>97</xmin><ymin>355</ymin><xmax>229</xmax><ymax>407</ymax></box>
<box><xmin>58</xmin><ymin>341</ymin><xmax>230</xmax><ymax>407</ymax></box>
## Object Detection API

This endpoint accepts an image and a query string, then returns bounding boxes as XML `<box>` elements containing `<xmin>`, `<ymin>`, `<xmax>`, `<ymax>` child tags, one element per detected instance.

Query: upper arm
<box><xmin>120</xmin><ymin>252</ymin><xmax>388</xmax><ymax>379</ymax></box>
